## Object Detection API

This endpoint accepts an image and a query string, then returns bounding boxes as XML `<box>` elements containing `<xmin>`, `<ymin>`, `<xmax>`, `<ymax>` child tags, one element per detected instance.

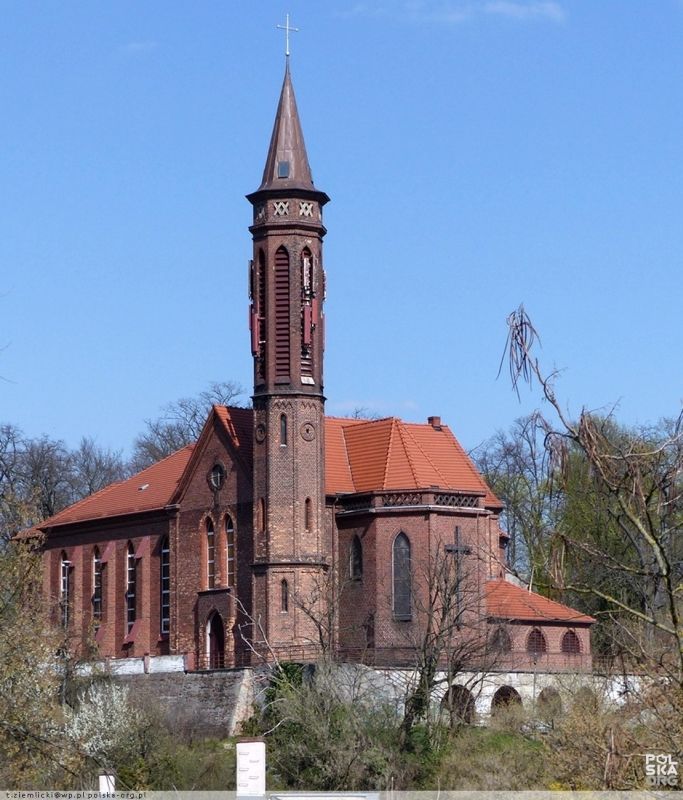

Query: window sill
<box><xmin>123</xmin><ymin>620</ymin><xmax>140</xmax><ymax>644</ymax></box>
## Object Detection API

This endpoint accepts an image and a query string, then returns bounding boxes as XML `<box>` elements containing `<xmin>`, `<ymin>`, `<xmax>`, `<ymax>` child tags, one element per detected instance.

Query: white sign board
<box><xmin>98</xmin><ymin>773</ymin><xmax>115</xmax><ymax>794</ymax></box>
<box><xmin>236</xmin><ymin>739</ymin><xmax>266</xmax><ymax>797</ymax></box>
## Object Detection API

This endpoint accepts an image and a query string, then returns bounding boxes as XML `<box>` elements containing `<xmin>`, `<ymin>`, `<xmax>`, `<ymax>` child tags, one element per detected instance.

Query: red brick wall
<box><xmin>44</xmin><ymin>516</ymin><xmax>171</xmax><ymax>659</ymax></box>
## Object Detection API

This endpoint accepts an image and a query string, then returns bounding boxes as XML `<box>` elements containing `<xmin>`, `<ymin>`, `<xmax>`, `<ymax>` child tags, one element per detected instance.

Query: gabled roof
<box><xmin>35</xmin><ymin>410</ymin><xmax>501</xmax><ymax>533</ymax></box>
<box><xmin>485</xmin><ymin>579</ymin><xmax>595</xmax><ymax>624</ymax></box>
<box><xmin>37</xmin><ymin>446</ymin><xmax>194</xmax><ymax>529</ymax></box>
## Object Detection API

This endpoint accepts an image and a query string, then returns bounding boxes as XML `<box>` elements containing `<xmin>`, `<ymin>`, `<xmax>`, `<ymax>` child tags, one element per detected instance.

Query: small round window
<box><xmin>210</xmin><ymin>463</ymin><xmax>226</xmax><ymax>490</ymax></box>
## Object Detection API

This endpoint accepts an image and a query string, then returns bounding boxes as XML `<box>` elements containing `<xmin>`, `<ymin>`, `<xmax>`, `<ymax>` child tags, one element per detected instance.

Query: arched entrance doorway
<box><xmin>207</xmin><ymin>612</ymin><xmax>225</xmax><ymax>669</ymax></box>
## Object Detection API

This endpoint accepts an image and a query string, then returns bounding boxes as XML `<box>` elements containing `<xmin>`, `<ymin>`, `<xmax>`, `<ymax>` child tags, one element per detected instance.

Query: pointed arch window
<box><xmin>92</xmin><ymin>547</ymin><xmax>103</xmax><ymax>629</ymax></box>
<box><xmin>206</xmin><ymin>518</ymin><xmax>216</xmax><ymax>589</ymax></box>
<box><xmin>160</xmin><ymin>536</ymin><xmax>170</xmax><ymax>634</ymax></box>
<box><xmin>280</xmin><ymin>414</ymin><xmax>288</xmax><ymax>446</ymax></box>
<box><xmin>392</xmin><ymin>532</ymin><xmax>412</xmax><ymax>620</ymax></box>
<box><xmin>258</xmin><ymin>498</ymin><xmax>266</xmax><ymax>534</ymax></box>
<box><xmin>350</xmin><ymin>535</ymin><xmax>363</xmax><ymax>580</ymax></box>
<box><xmin>225</xmin><ymin>515</ymin><xmax>235</xmax><ymax>589</ymax></box>
<box><xmin>60</xmin><ymin>551</ymin><xmax>72</xmax><ymax>628</ymax></box>
<box><xmin>126</xmin><ymin>542</ymin><xmax>137</xmax><ymax>634</ymax></box>
<box><xmin>561</xmin><ymin>630</ymin><xmax>581</xmax><ymax>654</ymax></box>
<box><xmin>304</xmin><ymin>497</ymin><xmax>312</xmax><ymax>531</ymax></box>
<box><xmin>527</xmin><ymin>628</ymin><xmax>547</xmax><ymax>657</ymax></box>
<box><xmin>281</xmin><ymin>579</ymin><xmax>289</xmax><ymax>613</ymax></box>
<box><xmin>489</xmin><ymin>625</ymin><xmax>512</xmax><ymax>653</ymax></box>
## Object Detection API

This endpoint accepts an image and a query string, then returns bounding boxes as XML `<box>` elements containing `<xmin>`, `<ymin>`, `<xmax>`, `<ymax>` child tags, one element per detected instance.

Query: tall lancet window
<box><xmin>206</xmin><ymin>518</ymin><xmax>216</xmax><ymax>589</ymax></box>
<box><xmin>60</xmin><ymin>551</ymin><xmax>72</xmax><ymax>628</ymax></box>
<box><xmin>225</xmin><ymin>515</ymin><xmax>235</xmax><ymax>589</ymax></box>
<box><xmin>160</xmin><ymin>536</ymin><xmax>170</xmax><ymax>634</ymax></box>
<box><xmin>274</xmin><ymin>246</ymin><xmax>290</xmax><ymax>379</ymax></box>
<box><xmin>392</xmin><ymin>532</ymin><xmax>412</xmax><ymax>620</ymax></box>
<box><xmin>350</xmin><ymin>535</ymin><xmax>363</xmax><ymax>579</ymax></box>
<box><xmin>126</xmin><ymin>542</ymin><xmax>137</xmax><ymax>634</ymax></box>
<box><xmin>92</xmin><ymin>547</ymin><xmax>103</xmax><ymax>629</ymax></box>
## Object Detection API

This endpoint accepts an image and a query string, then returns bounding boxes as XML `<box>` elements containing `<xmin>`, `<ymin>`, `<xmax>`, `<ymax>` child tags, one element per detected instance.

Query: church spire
<box><xmin>258</xmin><ymin>62</ymin><xmax>315</xmax><ymax>192</ymax></box>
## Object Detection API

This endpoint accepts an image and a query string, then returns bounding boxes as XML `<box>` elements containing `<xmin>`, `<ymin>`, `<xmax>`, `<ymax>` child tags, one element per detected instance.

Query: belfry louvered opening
<box><xmin>274</xmin><ymin>246</ymin><xmax>291</xmax><ymax>379</ymax></box>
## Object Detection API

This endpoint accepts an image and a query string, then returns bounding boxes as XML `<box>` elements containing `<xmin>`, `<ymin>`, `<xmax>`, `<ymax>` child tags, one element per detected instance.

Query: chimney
<box><xmin>427</xmin><ymin>416</ymin><xmax>442</xmax><ymax>430</ymax></box>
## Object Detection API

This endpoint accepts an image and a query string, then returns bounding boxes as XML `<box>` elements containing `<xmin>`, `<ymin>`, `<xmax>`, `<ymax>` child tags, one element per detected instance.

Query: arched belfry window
<box><xmin>225</xmin><ymin>515</ymin><xmax>235</xmax><ymax>589</ymax></box>
<box><xmin>274</xmin><ymin>246</ymin><xmax>290</xmax><ymax>379</ymax></box>
<box><xmin>280</xmin><ymin>414</ymin><xmax>288</xmax><ymax>446</ymax></box>
<box><xmin>160</xmin><ymin>536</ymin><xmax>170</xmax><ymax>634</ymax></box>
<box><xmin>206</xmin><ymin>518</ymin><xmax>215</xmax><ymax>589</ymax></box>
<box><xmin>392</xmin><ymin>532</ymin><xmax>412</xmax><ymax>620</ymax></box>
<box><xmin>300</xmin><ymin>248</ymin><xmax>314</xmax><ymax>378</ymax></box>
<box><xmin>126</xmin><ymin>542</ymin><xmax>137</xmax><ymax>634</ymax></box>
<box><xmin>92</xmin><ymin>547</ymin><xmax>103</xmax><ymax>629</ymax></box>
<box><xmin>350</xmin><ymin>535</ymin><xmax>363</xmax><ymax>579</ymax></box>
<box><xmin>281</xmin><ymin>579</ymin><xmax>289</xmax><ymax>613</ymax></box>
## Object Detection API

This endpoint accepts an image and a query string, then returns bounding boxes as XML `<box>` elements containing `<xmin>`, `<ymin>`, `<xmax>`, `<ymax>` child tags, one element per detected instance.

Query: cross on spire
<box><xmin>277</xmin><ymin>13</ymin><xmax>299</xmax><ymax>58</ymax></box>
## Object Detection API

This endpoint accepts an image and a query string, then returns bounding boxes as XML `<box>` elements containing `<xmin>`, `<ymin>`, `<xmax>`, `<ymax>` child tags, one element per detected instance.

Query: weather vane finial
<box><xmin>276</xmin><ymin>13</ymin><xmax>299</xmax><ymax>58</ymax></box>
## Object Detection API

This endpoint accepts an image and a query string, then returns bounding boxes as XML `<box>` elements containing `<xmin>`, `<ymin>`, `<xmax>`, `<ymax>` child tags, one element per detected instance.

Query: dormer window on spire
<box><xmin>277</xmin><ymin>160</ymin><xmax>290</xmax><ymax>178</ymax></box>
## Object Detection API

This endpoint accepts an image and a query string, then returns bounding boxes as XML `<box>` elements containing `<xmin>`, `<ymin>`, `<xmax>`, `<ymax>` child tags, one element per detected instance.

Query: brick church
<box><xmin>36</xmin><ymin>62</ymin><xmax>594</xmax><ymax>676</ymax></box>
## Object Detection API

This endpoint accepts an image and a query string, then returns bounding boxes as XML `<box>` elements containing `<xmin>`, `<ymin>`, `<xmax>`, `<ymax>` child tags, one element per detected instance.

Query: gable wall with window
<box><xmin>170</xmin><ymin>418</ymin><xmax>253</xmax><ymax>666</ymax></box>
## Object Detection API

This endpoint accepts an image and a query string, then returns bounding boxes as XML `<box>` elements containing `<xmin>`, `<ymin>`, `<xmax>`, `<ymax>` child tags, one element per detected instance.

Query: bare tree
<box><xmin>473</xmin><ymin>413</ymin><xmax>561</xmax><ymax>576</ymax></box>
<box><xmin>503</xmin><ymin>304</ymin><xmax>683</xmax><ymax>683</ymax></box>
<box><xmin>0</xmin><ymin>425</ymin><xmax>128</xmax><ymax>540</ymax></box>
<box><xmin>70</xmin><ymin>437</ymin><xmax>129</xmax><ymax>497</ymax></box>
<box><xmin>396</xmin><ymin>534</ymin><xmax>501</xmax><ymax>744</ymax></box>
<box><xmin>131</xmin><ymin>380</ymin><xmax>246</xmax><ymax>469</ymax></box>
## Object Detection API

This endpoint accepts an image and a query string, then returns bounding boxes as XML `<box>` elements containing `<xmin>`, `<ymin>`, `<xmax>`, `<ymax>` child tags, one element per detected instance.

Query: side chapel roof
<box><xmin>485</xmin><ymin>579</ymin><xmax>596</xmax><ymax>624</ymax></box>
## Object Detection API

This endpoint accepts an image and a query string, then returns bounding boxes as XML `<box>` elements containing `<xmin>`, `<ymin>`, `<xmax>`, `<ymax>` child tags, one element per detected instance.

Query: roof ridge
<box><xmin>439</xmin><ymin>424</ymin><xmax>493</xmax><ymax>496</ymax></box>
<box><xmin>382</xmin><ymin>419</ymin><xmax>397</xmax><ymax>490</ymax></box>
<box><xmin>400</xmin><ymin>420</ymin><xmax>449</xmax><ymax>487</ymax></box>
<box><xmin>334</xmin><ymin>416</ymin><xmax>395</xmax><ymax>427</ymax></box>
<box><xmin>340</xmin><ymin>424</ymin><xmax>358</xmax><ymax>493</ymax></box>
<box><xmin>393</xmin><ymin>419</ymin><xmax>420</xmax><ymax>488</ymax></box>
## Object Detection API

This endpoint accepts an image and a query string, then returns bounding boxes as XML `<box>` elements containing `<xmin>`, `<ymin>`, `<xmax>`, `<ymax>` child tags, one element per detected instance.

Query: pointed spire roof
<box><xmin>258</xmin><ymin>62</ymin><xmax>317</xmax><ymax>192</ymax></box>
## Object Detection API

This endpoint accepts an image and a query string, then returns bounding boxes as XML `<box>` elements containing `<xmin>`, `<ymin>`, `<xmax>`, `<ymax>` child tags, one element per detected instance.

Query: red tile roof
<box><xmin>36</xmin><ymin>410</ymin><xmax>501</xmax><ymax>532</ymax></box>
<box><xmin>485</xmin><ymin>579</ymin><xmax>595</xmax><ymax>624</ymax></box>
<box><xmin>325</xmin><ymin>416</ymin><xmax>501</xmax><ymax>505</ymax></box>
<box><xmin>38</xmin><ymin>446</ymin><xmax>194</xmax><ymax>529</ymax></box>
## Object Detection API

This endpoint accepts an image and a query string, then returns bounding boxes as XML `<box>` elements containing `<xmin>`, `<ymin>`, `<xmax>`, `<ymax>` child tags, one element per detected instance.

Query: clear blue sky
<box><xmin>2</xmin><ymin>1</ymin><xmax>682</xmax><ymax>457</ymax></box>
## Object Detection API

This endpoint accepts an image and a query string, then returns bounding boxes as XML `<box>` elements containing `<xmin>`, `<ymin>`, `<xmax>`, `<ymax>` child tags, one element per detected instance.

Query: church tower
<box><xmin>246</xmin><ymin>61</ymin><xmax>330</xmax><ymax>658</ymax></box>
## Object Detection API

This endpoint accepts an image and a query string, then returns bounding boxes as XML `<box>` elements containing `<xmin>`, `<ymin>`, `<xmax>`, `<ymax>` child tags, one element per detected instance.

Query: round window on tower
<box><xmin>209</xmin><ymin>463</ymin><xmax>226</xmax><ymax>491</ymax></box>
